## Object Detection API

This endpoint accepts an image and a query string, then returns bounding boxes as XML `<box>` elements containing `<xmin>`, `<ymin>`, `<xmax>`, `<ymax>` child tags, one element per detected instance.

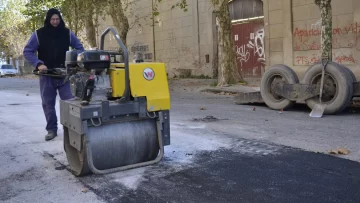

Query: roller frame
<box><xmin>60</xmin><ymin>98</ymin><xmax>170</xmax><ymax>175</ymax></box>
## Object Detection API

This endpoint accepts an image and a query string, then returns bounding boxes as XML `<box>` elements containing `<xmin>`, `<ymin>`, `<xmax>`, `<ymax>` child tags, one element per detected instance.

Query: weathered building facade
<box><xmin>97</xmin><ymin>0</ymin><xmax>264</xmax><ymax>79</ymax></box>
<box><xmin>96</xmin><ymin>0</ymin><xmax>359</xmax><ymax>80</ymax></box>
<box><xmin>264</xmin><ymin>0</ymin><xmax>360</xmax><ymax>79</ymax></box>
<box><xmin>97</xmin><ymin>0</ymin><xmax>216</xmax><ymax>78</ymax></box>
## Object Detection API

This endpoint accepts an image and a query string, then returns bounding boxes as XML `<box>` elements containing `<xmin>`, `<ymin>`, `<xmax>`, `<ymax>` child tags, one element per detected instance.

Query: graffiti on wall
<box><xmin>235</xmin><ymin>28</ymin><xmax>265</xmax><ymax>66</ymax></box>
<box><xmin>295</xmin><ymin>51</ymin><xmax>356</xmax><ymax>66</ymax></box>
<box><xmin>248</xmin><ymin>28</ymin><xmax>265</xmax><ymax>64</ymax></box>
<box><xmin>129</xmin><ymin>41</ymin><xmax>153</xmax><ymax>61</ymax></box>
<box><xmin>293</xmin><ymin>21</ymin><xmax>360</xmax><ymax>65</ymax></box>
<box><xmin>293</xmin><ymin>23</ymin><xmax>360</xmax><ymax>50</ymax></box>
<box><xmin>236</xmin><ymin>45</ymin><xmax>250</xmax><ymax>66</ymax></box>
<box><xmin>232</xmin><ymin>19</ymin><xmax>265</xmax><ymax>79</ymax></box>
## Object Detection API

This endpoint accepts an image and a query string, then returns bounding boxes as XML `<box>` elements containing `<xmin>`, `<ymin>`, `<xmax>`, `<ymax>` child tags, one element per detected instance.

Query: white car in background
<box><xmin>0</xmin><ymin>64</ymin><xmax>18</xmax><ymax>77</ymax></box>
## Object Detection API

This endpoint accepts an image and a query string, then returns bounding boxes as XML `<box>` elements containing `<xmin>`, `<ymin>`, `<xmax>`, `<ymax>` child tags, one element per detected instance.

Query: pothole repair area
<box><xmin>42</xmin><ymin>151</ymin><xmax>68</xmax><ymax>171</ymax></box>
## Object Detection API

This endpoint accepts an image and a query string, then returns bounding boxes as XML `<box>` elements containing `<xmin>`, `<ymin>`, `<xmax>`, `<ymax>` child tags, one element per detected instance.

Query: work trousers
<box><xmin>39</xmin><ymin>75</ymin><xmax>73</xmax><ymax>133</ymax></box>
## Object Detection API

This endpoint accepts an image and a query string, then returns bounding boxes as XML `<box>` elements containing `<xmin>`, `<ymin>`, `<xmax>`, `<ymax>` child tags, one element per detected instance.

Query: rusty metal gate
<box><xmin>232</xmin><ymin>19</ymin><xmax>265</xmax><ymax>79</ymax></box>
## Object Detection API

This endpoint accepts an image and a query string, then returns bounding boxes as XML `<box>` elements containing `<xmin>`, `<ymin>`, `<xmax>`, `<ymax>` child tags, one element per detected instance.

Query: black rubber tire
<box><xmin>340</xmin><ymin>65</ymin><xmax>356</xmax><ymax>99</ymax></box>
<box><xmin>260</xmin><ymin>64</ymin><xmax>299</xmax><ymax>110</ymax></box>
<box><xmin>340</xmin><ymin>64</ymin><xmax>356</xmax><ymax>83</ymax></box>
<box><xmin>301</xmin><ymin>62</ymin><xmax>353</xmax><ymax>115</ymax></box>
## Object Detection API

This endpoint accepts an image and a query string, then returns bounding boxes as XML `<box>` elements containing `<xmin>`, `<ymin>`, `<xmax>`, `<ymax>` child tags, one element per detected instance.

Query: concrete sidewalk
<box><xmin>167</xmin><ymin>78</ymin><xmax>261</xmax><ymax>95</ymax></box>
<box><xmin>199</xmin><ymin>84</ymin><xmax>260</xmax><ymax>95</ymax></box>
<box><xmin>196</xmin><ymin>79</ymin><xmax>360</xmax><ymax>107</ymax></box>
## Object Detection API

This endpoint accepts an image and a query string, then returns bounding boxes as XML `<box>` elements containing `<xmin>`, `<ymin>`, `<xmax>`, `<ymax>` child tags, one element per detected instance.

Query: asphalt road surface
<box><xmin>0</xmin><ymin>77</ymin><xmax>359</xmax><ymax>203</ymax></box>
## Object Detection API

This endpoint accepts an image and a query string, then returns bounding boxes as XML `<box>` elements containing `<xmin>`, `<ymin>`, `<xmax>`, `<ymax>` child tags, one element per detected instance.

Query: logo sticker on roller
<box><xmin>143</xmin><ymin>68</ymin><xmax>155</xmax><ymax>80</ymax></box>
<box><xmin>100</xmin><ymin>55</ymin><xmax>109</xmax><ymax>60</ymax></box>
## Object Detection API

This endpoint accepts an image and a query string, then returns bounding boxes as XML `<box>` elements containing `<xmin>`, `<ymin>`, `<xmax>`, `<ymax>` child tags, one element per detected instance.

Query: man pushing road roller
<box><xmin>23</xmin><ymin>9</ymin><xmax>171</xmax><ymax>177</ymax></box>
<box><xmin>23</xmin><ymin>8</ymin><xmax>85</xmax><ymax>141</ymax></box>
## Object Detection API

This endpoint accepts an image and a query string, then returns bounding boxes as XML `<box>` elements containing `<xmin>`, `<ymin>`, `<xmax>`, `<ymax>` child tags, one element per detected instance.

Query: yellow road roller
<box><xmin>57</xmin><ymin>27</ymin><xmax>170</xmax><ymax>176</ymax></box>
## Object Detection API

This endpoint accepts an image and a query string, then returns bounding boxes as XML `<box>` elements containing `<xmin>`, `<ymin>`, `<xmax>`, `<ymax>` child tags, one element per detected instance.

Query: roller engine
<box><xmin>64</xmin><ymin>50</ymin><xmax>113</xmax><ymax>105</ymax></box>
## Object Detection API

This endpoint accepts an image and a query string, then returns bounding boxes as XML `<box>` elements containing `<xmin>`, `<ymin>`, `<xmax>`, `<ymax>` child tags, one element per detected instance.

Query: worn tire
<box><xmin>260</xmin><ymin>64</ymin><xmax>299</xmax><ymax>110</ymax></box>
<box><xmin>301</xmin><ymin>62</ymin><xmax>353</xmax><ymax>115</ymax></box>
<box><xmin>340</xmin><ymin>65</ymin><xmax>356</xmax><ymax>99</ymax></box>
<box><xmin>340</xmin><ymin>64</ymin><xmax>356</xmax><ymax>83</ymax></box>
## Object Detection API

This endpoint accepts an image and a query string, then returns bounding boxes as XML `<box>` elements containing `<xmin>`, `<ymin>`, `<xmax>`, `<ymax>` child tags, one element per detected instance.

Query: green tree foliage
<box><xmin>22</xmin><ymin>0</ymin><xmax>64</xmax><ymax>30</ymax></box>
<box><xmin>0</xmin><ymin>0</ymin><xmax>243</xmax><ymax>83</ymax></box>
<box><xmin>153</xmin><ymin>0</ymin><xmax>188</xmax><ymax>16</ymax></box>
<box><xmin>0</xmin><ymin>0</ymin><xmax>29</xmax><ymax>59</ymax></box>
<box><xmin>21</xmin><ymin>0</ymin><xmax>98</xmax><ymax>47</ymax></box>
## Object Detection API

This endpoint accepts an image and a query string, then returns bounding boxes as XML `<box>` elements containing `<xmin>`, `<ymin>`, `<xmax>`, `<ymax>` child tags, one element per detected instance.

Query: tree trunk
<box><xmin>85</xmin><ymin>17</ymin><xmax>97</xmax><ymax>48</ymax></box>
<box><xmin>315</xmin><ymin>0</ymin><xmax>332</xmax><ymax>60</ymax></box>
<box><xmin>214</xmin><ymin>0</ymin><xmax>242</xmax><ymax>86</ymax></box>
<box><xmin>108</xmin><ymin>0</ymin><xmax>129</xmax><ymax>47</ymax></box>
<box><xmin>74</xmin><ymin>0</ymin><xmax>79</xmax><ymax>36</ymax></box>
<box><xmin>84</xmin><ymin>4</ymin><xmax>97</xmax><ymax>48</ymax></box>
<box><xmin>17</xmin><ymin>55</ymin><xmax>24</xmax><ymax>75</ymax></box>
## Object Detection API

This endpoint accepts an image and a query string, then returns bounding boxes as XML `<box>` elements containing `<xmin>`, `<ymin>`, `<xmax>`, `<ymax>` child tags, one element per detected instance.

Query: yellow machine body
<box><xmin>109</xmin><ymin>62</ymin><xmax>171</xmax><ymax>112</ymax></box>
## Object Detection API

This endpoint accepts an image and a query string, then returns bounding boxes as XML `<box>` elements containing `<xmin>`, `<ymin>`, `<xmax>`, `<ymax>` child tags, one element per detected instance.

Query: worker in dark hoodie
<box><xmin>23</xmin><ymin>8</ymin><xmax>84</xmax><ymax>141</ymax></box>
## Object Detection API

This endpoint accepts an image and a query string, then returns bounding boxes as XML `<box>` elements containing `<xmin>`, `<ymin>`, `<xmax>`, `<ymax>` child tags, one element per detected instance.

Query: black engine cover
<box><xmin>65</xmin><ymin>50</ymin><xmax>81</xmax><ymax>68</ymax></box>
<box><xmin>77</xmin><ymin>50</ymin><xmax>111</xmax><ymax>71</ymax></box>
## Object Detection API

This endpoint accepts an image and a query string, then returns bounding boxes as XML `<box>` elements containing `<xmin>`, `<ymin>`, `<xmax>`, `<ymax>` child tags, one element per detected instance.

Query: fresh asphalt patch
<box><xmin>74</xmin><ymin>138</ymin><xmax>360</xmax><ymax>203</ymax></box>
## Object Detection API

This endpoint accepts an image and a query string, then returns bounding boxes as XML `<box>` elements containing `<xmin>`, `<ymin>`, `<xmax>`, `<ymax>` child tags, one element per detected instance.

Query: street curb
<box><xmin>10</xmin><ymin>74</ymin><xmax>39</xmax><ymax>80</ymax></box>
<box><xmin>200</xmin><ymin>85</ymin><xmax>261</xmax><ymax>95</ymax></box>
<box><xmin>200</xmin><ymin>88</ymin><xmax>241</xmax><ymax>95</ymax></box>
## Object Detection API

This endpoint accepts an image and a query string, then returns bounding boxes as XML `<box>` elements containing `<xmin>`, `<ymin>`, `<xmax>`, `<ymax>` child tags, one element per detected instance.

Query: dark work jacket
<box><xmin>36</xmin><ymin>27</ymin><xmax>70</xmax><ymax>69</ymax></box>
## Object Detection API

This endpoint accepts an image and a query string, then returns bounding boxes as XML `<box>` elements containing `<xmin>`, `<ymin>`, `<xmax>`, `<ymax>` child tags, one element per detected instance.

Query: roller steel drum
<box><xmin>64</xmin><ymin>119</ymin><xmax>160</xmax><ymax>176</ymax></box>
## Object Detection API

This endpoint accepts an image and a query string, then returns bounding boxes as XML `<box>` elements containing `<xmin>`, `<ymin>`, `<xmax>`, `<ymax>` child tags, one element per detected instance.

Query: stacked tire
<box><xmin>260</xmin><ymin>64</ymin><xmax>299</xmax><ymax>110</ymax></box>
<box><xmin>260</xmin><ymin>62</ymin><xmax>354</xmax><ymax>115</ymax></box>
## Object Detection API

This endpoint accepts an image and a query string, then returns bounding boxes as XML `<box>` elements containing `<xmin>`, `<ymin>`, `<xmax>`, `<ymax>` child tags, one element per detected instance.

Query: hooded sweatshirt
<box><xmin>23</xmin><ymin>8</ymin><xmax>84</xmax><ymax>70</ymax></box>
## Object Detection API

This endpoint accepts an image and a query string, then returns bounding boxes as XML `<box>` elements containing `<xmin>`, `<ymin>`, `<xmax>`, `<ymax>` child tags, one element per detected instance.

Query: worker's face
<box><xmin>50</xmin><ymin>14</ymin><xmax>60</xmax><ymax>27</ymax></box>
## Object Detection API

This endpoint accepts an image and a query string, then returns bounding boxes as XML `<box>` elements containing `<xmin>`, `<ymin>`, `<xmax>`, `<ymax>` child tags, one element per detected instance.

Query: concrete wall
<box><xmin>264</xmin><ymin>0</ymin><xmax>360</xmax><ymax>80</ymax></box>
<box><xmin>96</xmin><ymin>0</ymin><xmax>215</xmax><ymax>78</ymax></box>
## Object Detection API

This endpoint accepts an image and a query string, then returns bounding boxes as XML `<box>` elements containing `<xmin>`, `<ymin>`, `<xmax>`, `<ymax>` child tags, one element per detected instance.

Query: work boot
<box><xmin>45</xmin><ymin>131</ymin><xmax>57</xmax><ymax>141</ymax></box>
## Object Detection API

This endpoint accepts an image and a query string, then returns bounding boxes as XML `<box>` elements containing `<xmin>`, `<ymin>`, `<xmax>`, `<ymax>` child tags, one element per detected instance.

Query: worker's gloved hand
<box><xmin>38</xmin><ymin>64</ymin><xmax>48</xmax><ymax>72</ymax></box>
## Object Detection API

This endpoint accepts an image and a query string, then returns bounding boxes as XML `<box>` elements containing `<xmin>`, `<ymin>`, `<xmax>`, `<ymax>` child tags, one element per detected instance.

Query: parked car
<box><xmin>0</xmin><ymin>64</ymin><xmax>17</xmax><ymax>77</ymax></box>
